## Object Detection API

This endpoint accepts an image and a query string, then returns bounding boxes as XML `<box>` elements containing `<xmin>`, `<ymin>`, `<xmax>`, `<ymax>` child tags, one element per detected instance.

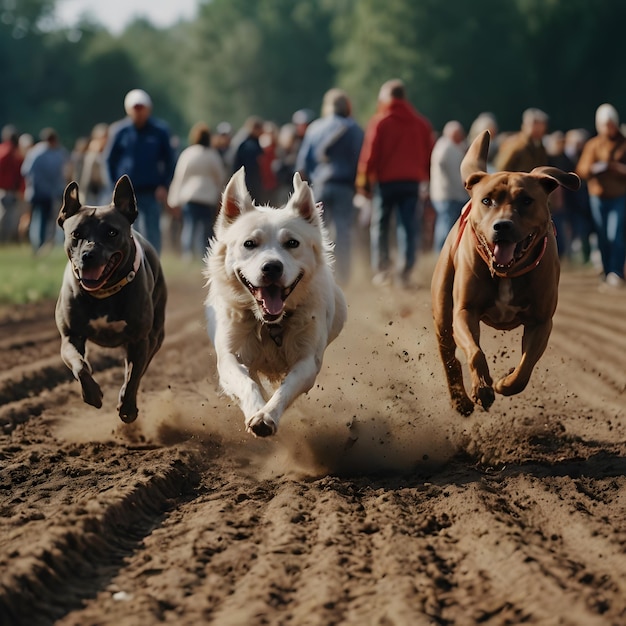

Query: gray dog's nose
<box><xmin>262</xmin><ymin>260</ymin><xmax>283</xmax><ymax>281</ymax></box>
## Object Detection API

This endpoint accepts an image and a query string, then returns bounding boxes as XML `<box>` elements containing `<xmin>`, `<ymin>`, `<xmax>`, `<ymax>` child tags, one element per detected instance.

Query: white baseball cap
<box><xmin>124</xmin><ymin>89</ymin><xmax>152</xmax><ymax>113</ymax></box>
<box><xmin>595</xmin><ymin>103</ymin><xmax>619</xmax><ymax>130</ymax></box>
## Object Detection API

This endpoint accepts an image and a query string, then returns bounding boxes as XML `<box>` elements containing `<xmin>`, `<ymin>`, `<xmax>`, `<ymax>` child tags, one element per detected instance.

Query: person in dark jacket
<box><xmin>233</xmin><ymin>116</ymin><xmax>265</xmax><ymax>203</ymax></box>
<box><xmin>296</xmin><ymin>88</ymin><xmax>364</xmax><ymax>285</ymax></box>
<box><xmin>21</xmin><ymin>127</ymin><xmax>68</xmax><ymax>253</ymax></box>
<box><xmin>104</xmin><ymin>89</ymin><xmax>175</xmax><ymax>254</ymax></box>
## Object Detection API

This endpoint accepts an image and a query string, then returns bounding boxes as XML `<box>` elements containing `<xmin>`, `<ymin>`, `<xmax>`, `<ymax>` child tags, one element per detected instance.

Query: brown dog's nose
<box><xmin>493</xmin><ymin>219</ymin><xmax>515</xmax><ymax>237</ymax></box>
<box><xmin>262</xmin><ymin>260</ymin><xmax>283</xmax><ymax>281</ymax></box>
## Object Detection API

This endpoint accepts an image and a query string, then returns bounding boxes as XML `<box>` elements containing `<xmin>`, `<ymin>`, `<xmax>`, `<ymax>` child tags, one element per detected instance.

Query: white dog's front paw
<box><xmin>245</xmin><ymin>412</ymin><xmax>278</xmax><ymax>438</ymax></box>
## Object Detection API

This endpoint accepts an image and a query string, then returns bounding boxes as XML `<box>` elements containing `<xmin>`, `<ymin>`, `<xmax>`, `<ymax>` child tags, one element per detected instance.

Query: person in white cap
<box><xmin>104</xmin><ymin>88</ymin><xmax>175</xmax><ymax>254</ymax></box>
<box><xmin>576</xmin><ymin>103</ymin><xmax>626</xmax><ymax>288</ymax></box>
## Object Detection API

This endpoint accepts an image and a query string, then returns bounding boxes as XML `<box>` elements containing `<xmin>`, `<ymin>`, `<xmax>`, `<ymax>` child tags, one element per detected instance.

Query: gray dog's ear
<box><xmin>460</xmin><ymin>129</ymin><xmax>490</xmax><ymax>181</ymax></box>
<box><xmin>290</xmin><ymin>172</ymin><xmax>319</xmax><ymax>224</ymax></box>
<box><xmin>58</xmin><ymin>181</ymin><xmax>81</xmax><ymax>227</ymax></box>
<box><xmin>112</xmin><ymin>175</ymin><xmax>138</xmax><ymax>224</ymax></box>
<box><xmin>218</xmin><ymin>167</ymin><xmax>254</xmax><ymax>226</ymax></box>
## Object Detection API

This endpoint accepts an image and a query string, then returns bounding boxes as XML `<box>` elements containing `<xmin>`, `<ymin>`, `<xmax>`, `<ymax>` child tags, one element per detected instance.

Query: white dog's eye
<box><xmin>243</xmin><ymin>239</ymin><xmax>257</xmax><ymax>249</ymax></box>
<box><xmin>284</xmin><ymin>239</ymin><xmax>300</xmax><ymax>249</ymax></box>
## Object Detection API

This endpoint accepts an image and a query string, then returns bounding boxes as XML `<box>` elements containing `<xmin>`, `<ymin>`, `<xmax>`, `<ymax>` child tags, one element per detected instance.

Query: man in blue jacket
<box><xmin>295</xmin><ymin>89</ymin><xmax>364</xmax><ymax>285</ymax></box>
<box><xmin>104</xmin><ymin>89</ymin><xmax>175</xmax><ymax>254</ymax></box>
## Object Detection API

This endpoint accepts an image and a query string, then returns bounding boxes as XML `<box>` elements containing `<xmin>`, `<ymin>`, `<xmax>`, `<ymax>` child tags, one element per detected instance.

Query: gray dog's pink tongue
<box><xmin>493</xmin><ymin>242</ymin><xmax>516</xmax><ymax>266</ymax></box>
<box><xmin>259</xmin><ymin>285</ymin><xmax>284</xmax><ymax>316</ymax></box>
<box><xmin>81</xmin><ymin>265</ymin><xmax>106</xmax><ymax>282</ymax></box>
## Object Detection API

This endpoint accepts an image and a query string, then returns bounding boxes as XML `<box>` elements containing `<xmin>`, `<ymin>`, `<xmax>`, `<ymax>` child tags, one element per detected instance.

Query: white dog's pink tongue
<box><xmin>259</xmin><ymin>286</ymin><xmax>284</xmax><ymax>316</ymax></box>
<box><xmin>493</xmin><ymin>242</ymin><xmax>516</xmax><ymax>266</ymax></box>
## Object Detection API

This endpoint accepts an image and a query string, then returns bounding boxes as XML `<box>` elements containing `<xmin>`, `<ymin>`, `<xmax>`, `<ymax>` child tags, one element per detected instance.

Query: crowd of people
<box><xmin>1</xmin><ymin>83</ymin><xmax>625</xmax><ymax>291</ymax></box>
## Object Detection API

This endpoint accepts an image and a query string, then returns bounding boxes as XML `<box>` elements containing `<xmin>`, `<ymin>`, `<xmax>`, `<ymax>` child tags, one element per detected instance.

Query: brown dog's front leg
<box><xmin>495</xmin><ymin>320</ymin><xmax>552</xmax><ymax>396</ymax></box>
<box><xmin>435</xmin><ymin>328</ymin><xmax>475</xmax><ymax>416</ymax></box>
<box><xmin>453</xmin><ymin>310</ymin><xmax>495</xmax><ymax>411</ymax></box>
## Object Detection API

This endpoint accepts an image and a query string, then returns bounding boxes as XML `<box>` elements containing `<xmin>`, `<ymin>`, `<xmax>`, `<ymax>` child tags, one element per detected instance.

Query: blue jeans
<box><xmin>370</xmin><ymin>181</ymin><xmax>420</xmax><ymax>276</ymax></box>
<box><xmin>589</xmin><ymin>194</ymin><xmax>626</xmax><ymax>278</ymax></box>
<box><xmin>29</xmin><ymin>197</ymin><xmax>54</xmax><ymax>252</ymax></box>
<box><xmin>135</xmin><ymin>191</ymin><xmax>162</xmax><ymax>255</ymax></box>
<box><xmin>314</xmin><ymin>181</ymin><xmax>355</xmax><ymax>285</ymax></box>
<box><xmin>432</xmin><ymin>199</ymin><xmax>465</xmax><ymax>251</ymax></box>
<box><xmin>181</xmin><ymin>201</ymin><xmax>216</xmax><ymax>259</ymax></box>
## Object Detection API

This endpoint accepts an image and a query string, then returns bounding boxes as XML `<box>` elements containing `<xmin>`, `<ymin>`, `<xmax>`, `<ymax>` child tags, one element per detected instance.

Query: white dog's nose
<box><xmin>262</xmin><ymin>260</ymin><xmax>283</xmax><ymax>281</ymax></box>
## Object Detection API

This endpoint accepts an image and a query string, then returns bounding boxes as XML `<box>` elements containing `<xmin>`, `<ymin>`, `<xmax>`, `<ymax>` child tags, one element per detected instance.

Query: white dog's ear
<box><xmin>219</xmin><ymin>167</ymin><xmax>254</xmax><ymax>225</ymax></box>
<box><xmin>290</xmin><ymin>172</ymin><xmax>319</xmax><ymax>224</ymax></box>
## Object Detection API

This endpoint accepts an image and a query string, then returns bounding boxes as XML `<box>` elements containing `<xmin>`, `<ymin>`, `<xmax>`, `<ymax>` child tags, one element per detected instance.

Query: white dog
<box><xmin>204</xmin><ymin>168</ymin><xmax>347</xmax><ymax>437</ymax></box>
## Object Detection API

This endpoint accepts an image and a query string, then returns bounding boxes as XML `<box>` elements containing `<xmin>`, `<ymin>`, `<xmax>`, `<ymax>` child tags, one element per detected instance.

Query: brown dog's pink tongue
<box><xmin>493</xmin><ymin>242</ymin><xmax>516</xmax><ymax>266</ymax></box>
<box><xmin>259</xmin><ymin>285</ymin><xmax>284</xmax><ymax>316</ymax></box>
<box><xmin>81</xmin><ymin>265</ymin><xmax>106</xmax><ymax>282</ymax></box>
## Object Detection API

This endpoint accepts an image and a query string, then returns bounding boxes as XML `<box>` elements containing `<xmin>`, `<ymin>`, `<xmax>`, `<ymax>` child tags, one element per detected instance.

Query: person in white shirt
<box><xmin>430</xmin><ymin>120</ymin><xmax>468</xmax><ymax>251</ymax></box>
<box><xmin>168</xmin><ymin>122</ymin><xmax>226</xmax><ymax>260</ymax></box>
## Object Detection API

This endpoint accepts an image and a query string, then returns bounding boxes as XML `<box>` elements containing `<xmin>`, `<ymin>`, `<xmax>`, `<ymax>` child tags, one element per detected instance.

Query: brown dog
<box><xmin>431</xmin><ymin>130</ymin><xmax>580</xmax><ymax>415</ymax></box>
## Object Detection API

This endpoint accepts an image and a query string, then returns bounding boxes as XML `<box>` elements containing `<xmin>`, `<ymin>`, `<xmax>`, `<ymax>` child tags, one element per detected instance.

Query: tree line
<box><xmin>3</xmin><ymin>0</ymin><xmax>625</xmax><ymax>147</ymax></box>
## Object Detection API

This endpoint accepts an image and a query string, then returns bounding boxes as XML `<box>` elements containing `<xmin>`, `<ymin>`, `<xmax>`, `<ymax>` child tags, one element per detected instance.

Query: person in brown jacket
<box><xmin>576</xmin><ymin>103</ymin><xmax>626</xmax><ymax>288</ymax></box>
<box><xmin>495</xmin><ymin>108</ymin><xmax>549</xmax><ymax>172</ymax></box>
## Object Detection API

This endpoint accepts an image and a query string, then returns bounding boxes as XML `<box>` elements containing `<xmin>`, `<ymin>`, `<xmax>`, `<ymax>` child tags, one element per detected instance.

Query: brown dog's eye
<box><xmin>71</xmin><ymin>230</ymin><xmax>82</xmax><ymax>240</ymax></box>
<box><xmin>107</xmin><ymin>228</ymin><xmax>118</xmax><ymax>237</ymax></box>
<box><xmin>284</xmin><ymin>239</ymin><xmax>300</xmax><ymax>249</ymax></box>
<box><xmin>521</xmin><ymin>196</ymin><xmax>533</xmax><ymax>206</ymax></box>
<box><xmin>481</xmin><ymin>198</ymin><xmax>491</xmax><ymax>207</ymax></box>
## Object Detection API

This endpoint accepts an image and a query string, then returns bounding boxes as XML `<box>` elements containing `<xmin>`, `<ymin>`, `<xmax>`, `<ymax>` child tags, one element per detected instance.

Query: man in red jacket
<box><xmin>356</xmin><ymin>79</ymin><xmax>434</xmax><ymax>287</ymax></box>
<box><xmin>0</xmin><ymin>125</ymin><xmax>24</xmax><ymax>242</ymax></box>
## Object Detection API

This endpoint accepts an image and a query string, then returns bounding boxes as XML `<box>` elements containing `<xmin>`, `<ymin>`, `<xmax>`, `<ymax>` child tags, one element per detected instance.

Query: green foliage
<box><xmin>0</xmin><ymin>0</ymin><xmax>626</xmax><ymax>145</ymax></box>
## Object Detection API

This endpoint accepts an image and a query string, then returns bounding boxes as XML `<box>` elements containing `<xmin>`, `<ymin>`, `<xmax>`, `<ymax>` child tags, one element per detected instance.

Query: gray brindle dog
<box><xmin>55</xmin><ymin>175</ymin><xmax>166</xmax><ymax>422</ymax></box>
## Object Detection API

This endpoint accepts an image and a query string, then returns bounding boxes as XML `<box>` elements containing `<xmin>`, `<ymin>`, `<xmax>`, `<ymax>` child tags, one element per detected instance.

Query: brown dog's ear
<box><xmin>530</xmin><ymin>166</ymin><xmax>581</xmax><ymax>193</ymax></box>
<box><xmin>465</xmin><ymin>171</ymin><xmax>488</xmax><ymax>191</ymax></box>
<box><xmin>461</xmin><ymin>130</ymin><xmax>490</xmax><ymax>181</ymax></box>
<box><xmin>58</xmin><ymin>181</ymin><xmax>81</xmax><ymax>227</ymax></box>
<box><xmin>290</xmin><ymin>172</ymin><xmax>319</xmax><ymax>224</ymax></box>
<box><xmin>218</xmin><ymin>167</ymin><xmax>254</xmax><ymax>226</ymax></box>
<box><xmin>112</xmin><ymin>175</ymin><xmax>138</xmax><ymax>224</ymax></box>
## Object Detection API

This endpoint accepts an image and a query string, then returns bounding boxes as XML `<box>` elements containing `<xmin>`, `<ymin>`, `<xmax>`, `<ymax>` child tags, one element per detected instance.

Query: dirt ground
<box><xmin>1</xmin><ymin>248</ymin><xmax>625</xmax><ymax>626</ymax></box>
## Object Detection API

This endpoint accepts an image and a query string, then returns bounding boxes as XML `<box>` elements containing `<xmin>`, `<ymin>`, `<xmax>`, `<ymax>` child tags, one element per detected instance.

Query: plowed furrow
<box><xmin>0</xmin><ymin>353</ymin><xmax>120</xmax><ymax>409</ymax></box>
<box><xmin>0</xmin><ymin>452</ymin><xmax>200</xmax><ymax>626</ymax></box>
<box><xmin>430</xmin><ymin>481</ymin><xmax>611</xmax><ymax>625</ymax></box>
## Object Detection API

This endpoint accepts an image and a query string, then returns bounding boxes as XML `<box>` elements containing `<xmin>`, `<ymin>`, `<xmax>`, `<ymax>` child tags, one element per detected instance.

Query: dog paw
<box><xmin>79</xmin><ymin>375</ymin><xmax>103</xmax><ymax>409</ymax></box>
<box><xmin>495</xmin><ymin>371</ymin><xmax>528</xmax><ymax>396</ymax></box>
<box><xmin>118</xmin><ymin>401</ymin><xmax>138</xmax><ymax>424</ymax></box>
<box><xmin>473</xmin><ymin>385</ymin><xmax>495</xmax><ymax>411</ymax></box>
<box><xmin>246</xmin><ymin>413</ymin><xmax>277</xmax><ymax>437</ymax></box>
<box><xmin>453</xmin><ymin>396</ymin><xmax>475</xmax><ymax>416</ymax></box>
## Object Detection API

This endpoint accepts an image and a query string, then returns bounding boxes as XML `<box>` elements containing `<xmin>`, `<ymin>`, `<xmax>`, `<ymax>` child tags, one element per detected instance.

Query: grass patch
<box><xmin>0</xmin><ymin>244</ymin><xmax>67</xmax><ymax>305</ymax></box>
<box><xmin>0</xmin><ymin>243</ymin><xmax>204</xmax><ymax>307</ymax></box>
